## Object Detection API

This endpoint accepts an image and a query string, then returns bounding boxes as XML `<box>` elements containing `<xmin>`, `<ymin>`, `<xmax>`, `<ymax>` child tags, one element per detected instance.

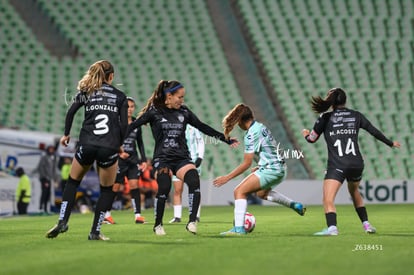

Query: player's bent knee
<box><xmin>156</xmin><ymin>168</ymin><xmax>172</xmax><ymax>197</ymax></box>
<box><xmin>184</xmin><ymin>169</ymin><xmax>200</xmax><ymax>192</ymax></box>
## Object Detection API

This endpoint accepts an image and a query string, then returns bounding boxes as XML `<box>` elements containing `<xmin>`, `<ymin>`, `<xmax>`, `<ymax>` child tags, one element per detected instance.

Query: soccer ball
<box><xmin>244</xmin><ymin>212</ymin><xmax>256</xmax><ymax>233</ymax></box>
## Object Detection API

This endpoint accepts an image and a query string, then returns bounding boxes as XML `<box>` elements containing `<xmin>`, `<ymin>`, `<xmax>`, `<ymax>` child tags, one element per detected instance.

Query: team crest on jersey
<box><xmin>177</xmin><ymin>115</ymin><xmax>184</xmax><ymax>122</ymax></box>
<box><xmin>261</xmin><ymin>128</ymin><xmax>271</xmax><ymax>137</ymax></box>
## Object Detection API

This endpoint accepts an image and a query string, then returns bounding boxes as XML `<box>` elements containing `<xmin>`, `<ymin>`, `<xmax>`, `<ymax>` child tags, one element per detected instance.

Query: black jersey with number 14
<box><xmin>312</xmin><ymin>108</ymin><xmax>393</xmax><ymax>169</ymax></box>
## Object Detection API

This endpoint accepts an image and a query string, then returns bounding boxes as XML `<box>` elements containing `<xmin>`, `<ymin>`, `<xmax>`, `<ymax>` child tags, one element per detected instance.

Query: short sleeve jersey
<box><xmin>312</xmin><ymin>108</ymin><xmax>393</xmax><ymax>169</ymax></box>
<box><xmin>75</xmin><ymin>83</ymin><xmax>127</xmax><ymax>150</ymax></box>
<box><xmin>244</xmin><ymin>121</ymin><xmax>284</xmax><ymax>169</ymax></box>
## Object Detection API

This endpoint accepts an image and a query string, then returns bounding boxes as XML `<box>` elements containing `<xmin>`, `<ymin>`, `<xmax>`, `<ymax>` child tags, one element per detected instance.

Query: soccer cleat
<box><xmin>363</xmin><ymin>221</ymin><xmax>376</xmax><ymax>234</ymax></box>
<box><xmin>103</xmin><ymin>216</ymin><xmax>116</xmax><ymax>224</ymax></box>
<box><xmin>291</xmin><ymin>202</ymin><xmax>306</xmax><ymax>216</ymax></box>
<box><xmin>169</xmin><ymin>217</ymin><xmax>181</xmax><ymax>223</ymax></box>
<box><xmin>186</xmin><ymin>222</ymin><xmax>197</xmax><ymax>234</ymax></box>
<box><xmin>88</xmin><ymin>233</ymin><xmax>110</xmax><ymax>241</ymax></box>
<box><xmin>46</xmin><ymin>223</ymin><xmax>69</xmax><ymax>238</ymax></box>
<box><xmin>220</xmin><ymin>226</ymin><xmax>246</xmax><ymax>236</ymax></box>
<box><xmin>314</xmin><ymin>226</ymin><xmax>339</xmax><ymax>236</ymax></box>
<box><xmin>153</xmin><ymin>224</ymin><xmax>166</xmax><ymax>236</ymax></box>
<box><xmin>196</xmin><ymin>217</ymin><xmax>200</xmax><ymax>222</ymax></box>
<box><xmin>135</xmin><ymin>216</ymin><xmax>146</xmax><ymax>224</ymax></box>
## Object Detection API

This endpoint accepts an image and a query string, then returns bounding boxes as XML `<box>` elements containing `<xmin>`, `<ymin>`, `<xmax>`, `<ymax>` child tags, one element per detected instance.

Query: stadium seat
<box><xmin>235</xmin><ymin>0</ymin><xmax>414</xmax><ymax>179</ymax></box>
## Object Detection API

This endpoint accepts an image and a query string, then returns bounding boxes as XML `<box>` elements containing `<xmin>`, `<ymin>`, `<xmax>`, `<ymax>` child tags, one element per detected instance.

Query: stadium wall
<box><xmin>196</xmin><ymin>179</ymin><xmax>413</xmax><ymax>206</ymax></box>
<box><xmin>1</xmin><ymin>178</ymin><xmax>411</xmax><ymax>215</ymax></box>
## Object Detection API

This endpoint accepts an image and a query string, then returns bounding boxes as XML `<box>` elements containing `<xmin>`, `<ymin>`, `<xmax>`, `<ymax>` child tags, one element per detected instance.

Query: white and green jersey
<box><xmin>186</xmin><ymin>124</ymin><xmax>205</xmax><ymax>162</ymax></box>
<box><xmin>244</xmin><ymin>121</ymin><xmax>284</xmax><ymax>169</ymax></box>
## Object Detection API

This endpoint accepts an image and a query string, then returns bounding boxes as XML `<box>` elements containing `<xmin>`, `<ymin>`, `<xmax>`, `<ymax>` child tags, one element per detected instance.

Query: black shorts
<box><xmin>115</xmin><ymin>159</ymin><xmax>140</xmax><ymax>184</ymax></box>
<box><xmin>324</xmin><ymin>167</ymin><xmax>364</xmax><ymax>183</ymax></box>
<box><xmin>75</xmin><ymin>144</ymin><xmax>119</xmax><ymax>168</ymax></box>
<box><xmin>152</xmin><ymin>158</ymin><xmax>193</xmax><ymax>175</ymax></box>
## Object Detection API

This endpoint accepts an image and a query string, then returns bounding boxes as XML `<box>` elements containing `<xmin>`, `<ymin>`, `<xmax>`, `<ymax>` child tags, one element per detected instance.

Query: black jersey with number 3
<box><xmin>64</xmin><ymin>83</ymin><xmax>128</xmax><ymax>150</ymax></box>
<box><xmin>311</xmin><ymin>107</ymin><xmax>393</xmax><ymax>169</ymax></box>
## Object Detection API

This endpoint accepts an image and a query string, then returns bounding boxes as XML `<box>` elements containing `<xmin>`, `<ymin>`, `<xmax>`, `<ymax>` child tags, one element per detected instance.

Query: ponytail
<box><xmin>77</xmin><ymin>60</ymin><xmax>114</xmax><ymax>95</ymax></box>
<box><xmin>311</xmin><ymin>88</ymin><xmax>347</xmax><ymax>113</ymax></box>
<box><xmin>138</xmin><ymin>80</ymin><xmax>183</xmax><ymax>117</ymax></box>
<box><xmin>222</xmin><ymin>103</ymin><xmax>253</xmax><ymax>139</ymax></box>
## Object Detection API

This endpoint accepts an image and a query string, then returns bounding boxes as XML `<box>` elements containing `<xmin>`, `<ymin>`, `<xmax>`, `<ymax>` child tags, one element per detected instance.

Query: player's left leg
<box><xmin>89</xmin><ymin>161</ymin><xmax>117</xmax><ymax>240</ymax></box>
<box><xmin>348</xmin><ymin>180</ymin><xmax>376</xmax><ymax>233</ymax></box>
<box><xmin>129</xmin><ymin>179</ymin><xmax>145</xmax><ymax>224</ymax></box>
<box><xmin>177</xmin><ymin>164</ymin><xmax>200</xmax><ymax>234</ymax></box>
<box><xmin>255</xmin><ymin>167</ymin><xmax>306</xmax><ymax>216</ymax></box>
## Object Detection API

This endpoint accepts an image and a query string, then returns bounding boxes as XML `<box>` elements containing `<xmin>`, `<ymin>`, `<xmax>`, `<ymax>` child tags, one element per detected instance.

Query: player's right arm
<box><xmin>62</xmin><ymin>92</ymin><xmax>84</xmax><ymax>146</ymax></box>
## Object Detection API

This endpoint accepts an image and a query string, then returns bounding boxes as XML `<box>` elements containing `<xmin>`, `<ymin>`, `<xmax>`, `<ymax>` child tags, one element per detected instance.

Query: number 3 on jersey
<box><xmin>334</xmin><ymin>138</ymin><xmax>356</xmax><ymax>157</ymax></box>
<box><xmin>94</xmin><ymin>114</ymin><xmax>109</xmax><ymax>135</ymax></box>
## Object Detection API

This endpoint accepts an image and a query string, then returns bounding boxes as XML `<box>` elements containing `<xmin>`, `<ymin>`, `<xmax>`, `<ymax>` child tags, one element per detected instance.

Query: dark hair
<box><xmin>311</xmin><ymin>88</ymin><xmax>347</xmax><ymax>113</ymax></box>
<box><xmin>139</xmin><ymin>80</ymin><xmax>183</xmax><ymax>116</ymax></box>
<box><xmin>15</xmin><ymin>167</ymin><xmax>25</xmax><ymax>177</ymax></box>
<box><xmin>222</xmin><ymin>103</ymin><xmax>254</xmax><ymax>139</ymax></box>
<box><xmin>127</xmin><ymin>96</ymin><xmax>136</xmax><ymax>106</ymax></box>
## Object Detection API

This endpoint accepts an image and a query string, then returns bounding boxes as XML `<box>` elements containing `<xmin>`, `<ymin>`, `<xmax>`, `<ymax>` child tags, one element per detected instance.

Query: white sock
<box><xmin>173</xmin><ymin>205</ymin><xmax>182</xmax><ymax>218</ymax></box>
<box><xmin>196</xmin><ymin>205</ymin><xmax>201</xmax><ymax>219</ymax></box>
<box><xmin>105</xmin><ymin>211</ymin><xmax>111</xmax><ymax>218</ymax></box>
<box><xmin>266</xmin><ymin>190</ymin><xmax>293</xmax><ymax>208</ymax></box>
<box><xmin>131</xmin><ymin>198</ymin><xmax>137</xmax><ymax>213</ymax></box>
<box><xmin>234</xmin><ymin>199</ymin><xmax>247</xmax><ymax>227</ymax></box>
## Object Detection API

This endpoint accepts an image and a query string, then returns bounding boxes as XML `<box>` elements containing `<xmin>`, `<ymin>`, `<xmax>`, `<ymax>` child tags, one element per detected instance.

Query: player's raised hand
<box><xmin>393</xmin><ymin>141</ymin><xmax>401</xmax><ymax>148</ymax></box>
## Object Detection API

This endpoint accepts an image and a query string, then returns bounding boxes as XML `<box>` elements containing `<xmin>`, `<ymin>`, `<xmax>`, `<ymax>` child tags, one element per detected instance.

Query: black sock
<box><xmin>154</xmin><ymin>172</ymin><xmax>171</xmax><ymax>226</ymax></box>
<box><xmin>90</xmin><ymin>186</ymin><xmax>116</xmax><ymax>235</ymax></box>
<box><xmin>184</xmin><ymin>169</ymin><xmax>201</xmax><ymax>223</ymax></box>
<box><xmin>130</xmin><ymin>188</ymin><xmax>141</xmax><ymax>214</ymax></box>
<box><xmin>59</xmin><ymin>177</ymin><xmax>81</xmax><ymax>224</ymax></box>
<box><xmin>325</xmin><ymin>212</ymin><xmax>337</xmax><ymax>227</ymax></box>
<box><xmin>355</xmin><ymin>206</ymin><xmax>368</xmax><ymax>222</ymax></box>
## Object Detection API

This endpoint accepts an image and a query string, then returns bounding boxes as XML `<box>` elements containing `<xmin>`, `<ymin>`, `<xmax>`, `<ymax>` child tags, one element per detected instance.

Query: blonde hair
<box><xmin>77</xmin><ymin>60</ymin><xmax>114</xmax><ymax>95</ymax></box>
<box><xmin>222</xmin><ymin>103</ymin><xmax>253</xmax><ymax>139</ymax></box>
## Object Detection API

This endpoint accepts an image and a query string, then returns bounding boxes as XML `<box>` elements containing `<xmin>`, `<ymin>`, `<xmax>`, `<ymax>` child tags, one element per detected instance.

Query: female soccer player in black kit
<box><xmin>302</xmin><ymin>88</ymin><xmax>400</xmax><ymax>236</ymax></box>
<box><xmin>128</xmin><ymin>80</ymin><xmax>238</xmax><ymax>235</ymax></box>
<box><xmin>46</xmin><ymin>60</ymin><xmax>128</xmax><ymax>241</ymax></box>
<box><xmin>104</xmin><ymin>97</ymin><xmax>148</xmax><ymax>224</ymax></box>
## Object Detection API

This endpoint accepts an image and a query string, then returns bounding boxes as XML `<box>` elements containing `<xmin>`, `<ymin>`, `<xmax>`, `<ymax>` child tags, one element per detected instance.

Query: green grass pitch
<box><xmin>1</xmin><ymin>204</ymin><xmax>412</xmax><ymax>275</ymax></box>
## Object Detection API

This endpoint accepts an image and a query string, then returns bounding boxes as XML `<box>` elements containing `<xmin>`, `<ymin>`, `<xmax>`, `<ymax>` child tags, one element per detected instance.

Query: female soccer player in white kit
<box><xmin>214</xmin><ymin>103</ymin><xmax>306</xmax><ymax>235</ymax></box>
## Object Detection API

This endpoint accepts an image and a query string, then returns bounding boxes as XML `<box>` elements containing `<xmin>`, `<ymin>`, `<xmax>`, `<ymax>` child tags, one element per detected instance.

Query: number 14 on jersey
<box><xmin>334</xmin><ymin>138</ymin><xmax>356</xmax><ymax>157</ymax></box>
